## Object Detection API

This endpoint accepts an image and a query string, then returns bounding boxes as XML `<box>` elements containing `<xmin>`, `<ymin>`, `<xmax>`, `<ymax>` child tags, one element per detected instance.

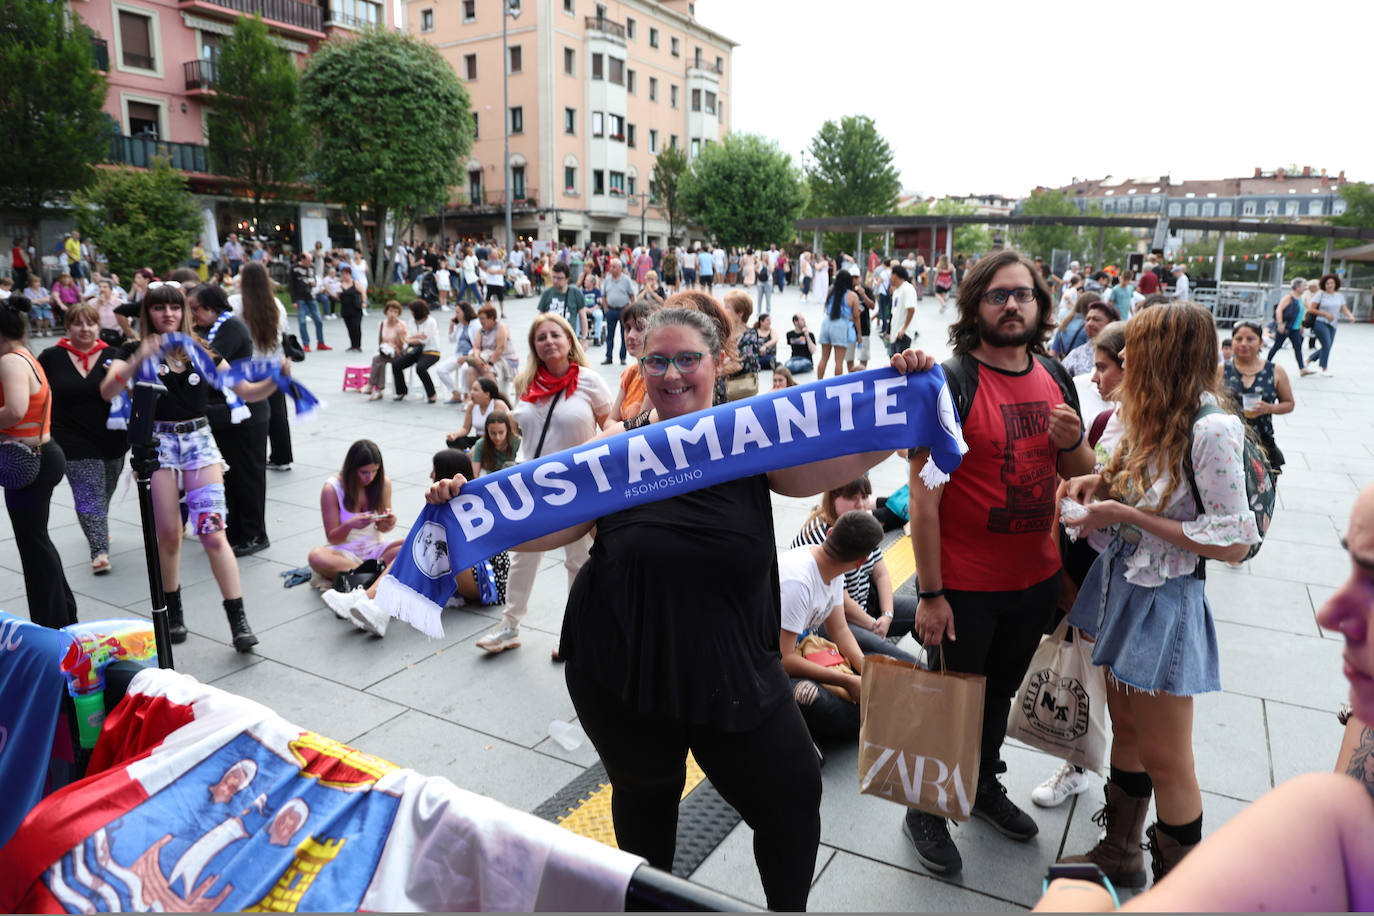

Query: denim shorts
<box><xmin>29</xmin><ymin>304</ymin><xmax>52</xmax><ymax>322</ymax></box>
<box><xmin>155</xmin><ymin>422</ymin><xmax>225</xmax><ymax>472</ymax></box>
<box><xmin>1067</xmin><ymin>536</ymin><xmax>1220</xmax><ymax>695</ymax></box>
<box><xmin>818</xmin><ymin>316</ymin><xmax>852</xmax><ymax>346</ymax></box>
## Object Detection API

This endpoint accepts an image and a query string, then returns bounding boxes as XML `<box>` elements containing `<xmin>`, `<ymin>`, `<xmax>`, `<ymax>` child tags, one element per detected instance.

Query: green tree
<box><xmin>650</xmin><ymin>144</ymin><xmax>689</xmax><ymax>245</ymax></box>
<box><xmin>0</xmin><ymin>0</ymin><xmax>111</xmax><ymax>234</ymax></box>
<box><xmin>678</xmin><ymin>134</ymin><xmax>804</xmax><ymax>249</ymax></box>
<box><xmin>71</xmin><ymin>157</ymin><xmax>201</xmax><ymax>277</ymax></box>
<box><xmin>1013</xmin><ymin>189</ymin><xmax>1080</xmax><ymax>260</ymax></box>
<box><xmin>1329</xmin><ymin>182</ymin><xmax>1374</xmax><ymax>228</ymax></box>
<box><xmin>204</xmin><ymin>14</ymin><xmax>306</xmax><ymax>236</ymax></box>
<box><xmin>300</xmin><ymin>30</ymin><xmax>472</xmax><ymax>287</ymax></box>
<box><xmin>804</xmin><ymin>115</ymin><xmax>900</xmax><ymax>254</ymax></box>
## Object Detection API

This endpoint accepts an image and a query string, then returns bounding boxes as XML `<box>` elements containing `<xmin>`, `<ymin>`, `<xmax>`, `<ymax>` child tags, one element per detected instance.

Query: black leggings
<box><xmin>940</xmin><ymin>573</ymin><xmax>1059</xmax><ymax>785</ymax></box>
<box><xmin>342</xmin><ymin>308</ymin><xmax>364</xmax><ymax>350</ymax></box>
<box><xmin>393</xmin><ymin>350</ymin><xmax>441</xmax><ymax>398</ymax></box>
<box><xmin>566</xmin><ymin>664</ymin><xmax>821</xmax><ymax>912</ymax></box>
<box><xmin>5</xmin><ymin>440</ymin><xmax>78</xmax><ymax>628</ymax></box>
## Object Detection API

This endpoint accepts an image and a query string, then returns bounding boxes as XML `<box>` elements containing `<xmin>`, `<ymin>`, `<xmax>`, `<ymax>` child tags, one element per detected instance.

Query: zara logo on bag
<box><xmin>859</xmin><ymin>743</ymin><xmax>973</xmax><ymax>818</ymax></box>
<box><xmin>1021</xmin><ymin>669</ymin><xmax>1090</xmax><ymax>741</ymax></box>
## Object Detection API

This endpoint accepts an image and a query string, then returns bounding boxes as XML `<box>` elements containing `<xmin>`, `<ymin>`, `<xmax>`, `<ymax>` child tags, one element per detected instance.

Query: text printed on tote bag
<box><xmin>859</xmin><ymin>743</ymin><xmax>974</xmax><ymax>818</ymax></box>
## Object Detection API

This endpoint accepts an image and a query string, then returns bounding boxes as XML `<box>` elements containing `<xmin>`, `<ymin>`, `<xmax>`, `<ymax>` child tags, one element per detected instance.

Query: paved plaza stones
<box><xmin>4</xmin><ymin>286</ymin><xmax>1368</xmax><ymax>911</ymax></box>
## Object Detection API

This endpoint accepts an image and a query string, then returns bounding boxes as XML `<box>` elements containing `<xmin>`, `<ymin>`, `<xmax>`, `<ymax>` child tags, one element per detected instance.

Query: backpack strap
<box><xmin>1088</xmin><ymin>407</ymin><xmax>1114</xmax><ymax>448</ymax></box>
<box><xmin>1033</xmin><ymin>352</ymin><xmax>1081</xmax><ymax>418</ymax></box>
<box><xmin>1181</xmin><ymin>404</ymin><xmax>1226</xmax><ymax>579</ymax></box>
<box><xmin>939</xmin><ymin>353</ymin><xmax>979</xmax><ymax>426</ymax></box>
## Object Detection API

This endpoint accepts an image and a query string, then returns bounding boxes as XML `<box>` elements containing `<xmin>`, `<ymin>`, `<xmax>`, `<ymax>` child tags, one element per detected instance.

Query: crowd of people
<box><xmin>1</xmin><ymin>224</ymin><xmax>1370</xmax><ymax>911</ymax></box>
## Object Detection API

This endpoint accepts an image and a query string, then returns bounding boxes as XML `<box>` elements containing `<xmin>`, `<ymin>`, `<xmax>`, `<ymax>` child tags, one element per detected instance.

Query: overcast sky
<box><xmin>694</xmin><ymin>0</ymin><xmax>1374</xmax><ymax>200</ymax></box>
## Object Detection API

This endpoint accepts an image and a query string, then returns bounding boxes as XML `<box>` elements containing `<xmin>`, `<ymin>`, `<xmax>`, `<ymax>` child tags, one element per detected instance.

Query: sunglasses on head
<box><xmin>147</xmin><ymin>280</ymin><xmax>184</xmax><ymax>290</ymax></box>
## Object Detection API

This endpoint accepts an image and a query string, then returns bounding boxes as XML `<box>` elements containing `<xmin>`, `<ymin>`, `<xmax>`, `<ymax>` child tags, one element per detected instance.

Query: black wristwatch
<box><xmin>1042</xmin><ymin>863</ymin><xmax>1119</xmax><ymax>907</ymax></box>
<box><xmin>918</xmin><ymin>588</ymin><xmax>946</xmax><ymax>600</ymax></box>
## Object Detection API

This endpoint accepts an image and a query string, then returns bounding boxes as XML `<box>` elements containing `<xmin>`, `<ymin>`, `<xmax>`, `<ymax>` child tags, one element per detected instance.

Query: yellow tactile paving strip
<box><xmin>882</xmin><ymin>533</ymin><xmax>916</xmax><ymax>588</ymax></box>
<box><xmin>557</xmin><ymin>753</ymin><xmax>706</xmax><ymax>846</ymax></box>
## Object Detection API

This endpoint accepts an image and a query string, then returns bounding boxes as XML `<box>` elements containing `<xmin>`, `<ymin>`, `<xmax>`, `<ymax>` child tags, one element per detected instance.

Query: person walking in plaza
<box><xmin>600</xmin><ymin>257</ymin><xmax>636</xmax><ymax>366</ymax></box>
<box><xmin>932</xmin><ymin>254</ymin><xmax>955</xmax><ymax>312</ymax></box>
<box><xmin>237</xmin><ymin>263</ymin><xmax>296</xmax><ymax>476</ymax></box>
<box><xmin>100</xmin><ymin>283</ymin><xmax>283</xmax><ymax>651</ymax></box>
<box><xmin>903</xmin><ymin>249</ymin><xmax>1095</xmax><ymax>876</ymax></box>
<box><xmin>816</xmin><ymin>270</ymin><xmax>861</xmax><ymax>380</ymax></box>
<box><xmin>799</xmin><ymin>250</ymin><xmax>813</xmax><ymax>302</ymax></box>
<box><xmin>755</xmin><ymin>250</ymin><xmax>773</xmax><ymax>316</ymax></box>
<box><xmin>1266</xmin><ymin>277</ymin><xmax>1307</xmax><ymax>372</ymax></box>
<box><xmin>1058</xmin><ymin>303</ymin><xmax>1261</xmax><ymax>887</ymax></box>
<box><xmin>1225</xmin><ymin>320</ymin><xmax>1292</xmax><ymax>477</ymax></box>
<box><xmin>290</xmin><ymin>252</ymin><xmax>326</xmax><ymax>352</ymax></box>
<box><xmin>1</xmin><ymin>302</ymin><xmax>79</xmax><ymax>628</ymax></box>
<box><xmin>696</xmin><ymin>245</ymin><xmax>716</xmax><ymax>295</ymax></box>
<box><xmin>473</xmin><ymin>313</ymin><xmax>611</xmax><ymax>654</ymax></box>
<box><xmin>1301</xmin><ymin>274</ymin><xmax>1355</xmax><ymax>377</ymax></box>
<box><xmin>889</xmin><ymin>264</ymin><xmax>918</xmax><ymax>351</ymax></box>
<box><xmin>10</xmin><ymin>238</ymin><xmax>30</xmax><ymax>290</ymax></box>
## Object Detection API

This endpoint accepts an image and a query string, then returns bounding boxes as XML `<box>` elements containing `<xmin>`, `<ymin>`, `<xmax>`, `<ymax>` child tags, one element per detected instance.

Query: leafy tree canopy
<box><xmin>650</xmin><ymin>144</ymin><xmax>689</xmax><ymax>245</ymax></box>
<box><xmin>804</xmin><ymin>115</ymin><xmax>900</xmax><ymax>218</ymax></box>
<box><xmin>679</xmin><ymin>134</ymin><xmax>805</xmax><ymax>250</ymax></box>
<box><xmin>205</xmin><ymin>15</ymin><xmax>306</xmax><ymax>233</ymax></box>
<box><xmin>72</xmin><ymin>158</ymin><xmax>201</xmax><ymax>278</ymax></box>
<box><xmin>902</xmin><ymin>198</ymin><xmax>993</xmax><ymax>256</ymax></box>
<box><xmin>299</xmin><ymin>30</ymin><xmax>473</xmax><ymax>282</ymax></box>
<box><xmin>0</xmin><ymin>0</ymin><xmax>112</xmax><ymax>228</ymax></box>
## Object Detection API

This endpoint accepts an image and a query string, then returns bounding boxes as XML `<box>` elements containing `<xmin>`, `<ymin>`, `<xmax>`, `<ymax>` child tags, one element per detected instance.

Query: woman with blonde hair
<box><xmin>1058</xmin><ymin>303</ymin><xmax>1260</xmax><ymax>885</ymax></box>
<box><xmin>473</xmin><ymin>311</ymin><xmax>612</xmax><ymax>654</ymax></box>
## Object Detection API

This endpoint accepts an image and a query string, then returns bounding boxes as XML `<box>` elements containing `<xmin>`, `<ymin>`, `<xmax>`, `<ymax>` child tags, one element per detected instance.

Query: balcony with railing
<box><xmin>183</xmin><ymin>59</ymin><xmax>216</xmax><ymax>93</ymax></box>
<box><xmin>90</xmin><ymin>37</ymin><xmax>109</xmax><ymax>71</ymax></box>
<box><xmin>453</xmin><ymin>189</ymin><xmax>538</xmax><ymax>210</ymax></box>
<box><xmin>109</xmin><ymin>135</ymin><xmax>209</xmax><ymax>174</ymax></box>
<box><xmin>177</xmin><ymin>0</ymin><xmax>324</xmax><ymax>37</ymax></box>
<box><xmin>584</xmin><ymin>15</ymin><xmax>625</xmax><ymax>39</ymax></box>
<box><xmin>322</xmin><ymin>7</ymin><xmax>380</xmax><ymax>29</ymax></box>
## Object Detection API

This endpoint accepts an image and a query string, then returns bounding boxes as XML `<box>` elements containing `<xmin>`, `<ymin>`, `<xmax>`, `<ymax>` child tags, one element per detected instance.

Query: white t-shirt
<box><xmin>407</xmin><ymin>316</ymin><xmax>441</xmax><ymax>352</ymax></box>
<box><xmin>463</xmin><ymin>254</ymin><xmax>479</xmax><ymax>283</ymax></box>
<box><xmin>512</xmin><ymin>370</ymin><xmax>612</xmax><ymax>460</ymax></box>
<box><xmin>1173</xmin><ymin>273</ymin><xmax>1189</xmax><ymax>300</ymax></box>
<box><xmin>892</xmin><ymin>282</ymin><xmax>917</xmax><ymax>331</ymax></box>
<box><xmin>485</xmin><ymin>260</ymin><xmax>505</xmax><ymax>287</ymax></box>
<box><xmin>777</xmin><ymin>545</ymin><xmax>844</xmax><ymax>636</ymax></box>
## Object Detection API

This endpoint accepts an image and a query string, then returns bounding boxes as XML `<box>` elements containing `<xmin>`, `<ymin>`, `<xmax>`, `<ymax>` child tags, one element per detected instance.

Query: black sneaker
<box><xmin>973</xmin><ymin>778</ymin><xmax>1039</xmax><ymax>841</ymax></box>
<box><xmin>902</xmin><ymin>810</ymin><xmax>962</xmax><ymax>874</ymax></box>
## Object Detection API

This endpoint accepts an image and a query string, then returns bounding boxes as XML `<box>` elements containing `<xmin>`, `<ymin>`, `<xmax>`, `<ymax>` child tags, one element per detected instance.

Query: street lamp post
<box><xmin>633</xmin><ymin>190</ymin><xmax>650</xmax><ymax>247</ymax></box>
<box><xmin>502</xmin><ymin>0</ymin><xmax>520</xmax><ymax>259</ymax></box>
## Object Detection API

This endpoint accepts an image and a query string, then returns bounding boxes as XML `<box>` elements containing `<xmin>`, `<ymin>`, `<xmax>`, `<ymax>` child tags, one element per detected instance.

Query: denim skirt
<box><xmin>818</xmin><ymin>316</ymin><xmax>852</xmax><ymax>346</ymax></box>
<box><xmin>1067</xmin><ymin>536</ymin><xmax>1220</xmax><ymax>695</ymax></box>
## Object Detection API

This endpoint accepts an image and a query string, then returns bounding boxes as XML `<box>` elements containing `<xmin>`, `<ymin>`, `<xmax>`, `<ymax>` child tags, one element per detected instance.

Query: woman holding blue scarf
<box><xmin>100</xmin><ymin>282</ymin><xmax>283</xmax><ymax>652</ymax></box>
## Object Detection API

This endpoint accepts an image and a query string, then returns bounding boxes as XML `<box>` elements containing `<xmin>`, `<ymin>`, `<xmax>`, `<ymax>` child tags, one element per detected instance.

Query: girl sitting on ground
<box><xmin>471</xmin><ymin>410</ymin><xmax>520</xmax><ymax>476</ymax></box>
<box><xmin>308</xmin><ymin>439</ymin><xmax>404</xmax><ymax>593</ymax></box>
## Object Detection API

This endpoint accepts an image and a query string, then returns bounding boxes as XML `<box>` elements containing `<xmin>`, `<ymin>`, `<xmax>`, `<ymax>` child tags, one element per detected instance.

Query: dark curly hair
<box><xmin>947</xmin><ymin>249</ymin><xmax>1054</xmax><ymax>356</ymax></box>
<box><xmin>1318</xmin><ymin>273</ymin><xmax>1341</xmax><ymax>291</ymax></box>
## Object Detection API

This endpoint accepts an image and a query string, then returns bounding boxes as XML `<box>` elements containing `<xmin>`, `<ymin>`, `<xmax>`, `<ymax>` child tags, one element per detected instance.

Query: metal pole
<box><xmin>1215</xmin><ymin>234</ymin><xmax>1225</xmax><ymax>282</ymax></box>
<box><xmin>127</xmin><ymin>380</ymin><xmax>174</xmax><ymax>670</ymax></box>
<box><xmin>640</xmin><ymin>192</ymin><xmax>647</xmax><ymax>247</ymax></box>
<box><xmin>502</xmin><ymin>3</ymin><xmax>512</xmax><ymax>258</ymax></box>
<box><xmin>1095</xmin><ymin>225</ymin><xmax>1105</xmax><ymax>267</ymax></box>
<box><xmin>1322</xmin><ymin>237</ymin><xmax>1334</xmax><ymax>276</ymax></box>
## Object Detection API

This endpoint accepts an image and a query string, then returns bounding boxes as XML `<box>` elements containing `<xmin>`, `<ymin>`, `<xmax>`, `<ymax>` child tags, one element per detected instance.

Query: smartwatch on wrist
<box><xmin>1042</xmin><ymin>863</ymin><xmax>1119</xmax><ymax>909</ymax></box>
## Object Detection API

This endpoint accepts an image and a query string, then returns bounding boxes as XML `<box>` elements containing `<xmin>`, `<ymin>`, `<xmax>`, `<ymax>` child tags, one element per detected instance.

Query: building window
<box><xmin>670</xmin><ymin>36</ymin><xmax>679</xmax><ymax>56</ymax></box>
<box><xmin>463</xmin><ymin>53</ymin><xmax>477</xmax><ymax>80</ymax></box>
<box><xmin>649</xmin><ymin>76</ymin><xmax>658</xmax><ymax>100</ymax></box>
<box><xmin>563</xmin><ymin>47</ymin><xmax>574</xmax><ymax>74</ymax></box>
<box><xmin>1219</xmin><ymin>201</ymin><xmax>1233</xmax><ymax>216</ymax></box>
<box><xmin>468</xmin><ymin>170</ymin><xmax>482</xmax><ymax>203</ymax></box>
<box><xmin>670</xmin><ymin>134</ymin><xmax>678</xmax><ymax>149</ymax></box>
<box><xmin>511</xmin><ymin>165</ymin><xmax>526</xmax><ymax>201</ymax></box>
<box><xmin>693</xmin><ymin>47</ymin><xmax>701</xmax><ymax>67</ymax></box>
<box><xmin>690</xmin><ymin>138</ymin><xmax>700</xmax><ymax>157</ymax></box>
<box><xmin>420</xmin><ymin>8</ymin><xmax>433</xmax><ymax>31</ymax></box>
<box><xmin>649</xmin><ymin>27</ymin><xmax>658</xmax><ymax>47</ymax></box>
<box><xmin>1308</xmin><ymin>200</ymin><xmax>1323</xmax><ymax>215</ymax></box>
<box><xmin>1333</xmin><ymin>200</ymin><xmax>1348</xmax><ymax>215</ymax></box>
<box><xmin>1242</xmin><ymin>201</ymin><xmax>1256</xmax><ymax>216</ymax></box>
<box><xmin>1167</xmin><ymin>203</ymin><xmax>1181</xmax><ymax>217</ymax></box>
<box><xmin>704</xmin><ymin>91</ymin><xmax>716</xmax><ymax>114</ymax></box>
<box><xmin>690</xmin><ymin>88</ymin><xmax>700</xmax><ymax>111</ymax></box>
<box><xmin>626</xmin><ymin>69</ymin><xmax>636</xmax><ymax>93</ymax></box>
<box><xmin>715</xmin><ymin>55</ymin><xmax>723</xmax><ymax>72</ymax></box>
<box><xmin>593</xmin><ymin>169</ymin><xmax>605</xmax><ymax>195</ymax></box>
<box><xmin>627</xmin><ymin>175</ymin><xmax>636</xmax><ymax>197</ymax></box>
<box><xmin>565</xmin><ymin>166</ymin><xmax>577</xmax><ymax>194</ymax></box>
<box><xmin>463</xmin><ymin>0</ymin><xmax>475</xmax><ymax>20</ymax></box>
<box><xmin>328</xmin><ymin>0</ymin><xmax>381</xmax><ymax>27</ymax></box>
<box><xmin>608</xmin><ymin>113</ymin><xmax>624</xmax><ymax>139</ymax></box>
<box><xmin>670</xmin><ymin>85</ymin><xmax>679</xmax><ymax>108</ymax></box>
<box><xmin>509</xmin><ymin>106</ymin><xmax>523</xmax><ymax>133</ymax></box>
<box><xmin>1183</xmin><ymin>202</ymin><xmax>1197</xmax><ymax>216</ymax></box>
<box><xmin>591</xmin><ymin>110</ymin><xmax>603</xmax><ymax>137</ymax></box>
<box><xmin>1201</xmin><ymin>202</ymin><xmax>1215</xmax><ymax>217</ymax></box>
<box><xmin>609</xmin><ymin>171</ymin><xmax>624</xmax><ymax>196</ymax></box>
<box><xmin>471</xmin><ymin>111</ymin><xmax>478</xmax><ymax>138</ymax></box>
<box><xmin>118</xmin><ymin>9</ymin><xmax>156</xmax><ymax>71</ymax></box>
<box><xmin>626</xmin><ymin>123</ymin><xmax>636</xmax><ymax>147</ymax></box>
<box><xmin>564</xmin><ymin>107</ymin><xmax>576</xmax><ymax>134</ymax></box>
<box><xmin>591</xmin><ymin>52</ymin><xmax>603</xmax><ymax>80</ymax></box>
<box><xmin>508</xmin><ymin>45</ymin><xmax>522</xmax><ymax>73</ymax></box>
<box><xmin>649</xmin><ymin>129</ymin><xmax>658</xmax><ymax>153</ymax></box>
<box><xmin>1263</xmin><ymin>200</ymin><xmax>1278</xmax><ymax>216</ymax></box>
<box><xmin>608</xmin><ymin>57</ymin><xmax>624</xmax><ymax>85</ymax></box>
<box><xmin>625</xmin><ymin>16</ymin><xmax>635</xmax><ymax>38</ymax></box>
<box><xmin>563</xmin><ymin>0</ymin><xmax>574</xmax><ymax>12</ymax></box>
<box><xmin>1285</xmin><ymin>200</ymin><xmax>1299</xmax><ymax>216</ymax></box>
<box><xmin>126</xmin><ymin>100</ymin><xmax>162</xmax><ymax>139</ymax></box>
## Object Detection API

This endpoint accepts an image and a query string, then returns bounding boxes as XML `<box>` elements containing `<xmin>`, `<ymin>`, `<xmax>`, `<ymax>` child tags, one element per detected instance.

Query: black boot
<box><xmin>224</xmin><ymin>597</ymin><xmax>258</xmax><ymax>652</ymax></box>
<box><xmin>165</xmin><ymin>588</ymin><xmax>188</xmax><ymax>644</ymax></box>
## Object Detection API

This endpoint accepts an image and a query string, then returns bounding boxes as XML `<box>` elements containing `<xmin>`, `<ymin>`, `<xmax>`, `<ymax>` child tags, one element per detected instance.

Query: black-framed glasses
<box><xmin>640</xmin><ymin>351</ymin><xmax>704</xmax><ymax>376</ymax></box>
<box><xmin>981</xmin><ymin>286</ymin><xmax>1036</xmax><ymax>306</ymax></box>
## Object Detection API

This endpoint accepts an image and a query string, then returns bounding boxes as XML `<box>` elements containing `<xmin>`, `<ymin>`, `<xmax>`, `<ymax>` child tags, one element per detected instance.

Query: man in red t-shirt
<box><xmin>903</xmin><ymin>249</ymin><xmax>1095</xmax><ymax>876</ymax></box>
<box><xmin>1136</xmin><ymin>255</ymin><xmax>1161</xmax><ymax>295</ymax></box>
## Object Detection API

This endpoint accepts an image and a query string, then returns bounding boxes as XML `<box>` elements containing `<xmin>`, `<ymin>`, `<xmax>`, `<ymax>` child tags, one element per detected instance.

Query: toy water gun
<box><xmin>59</xmin><ymin>620</ymin><xmax>159</xmax><ymax>749</ymax></box>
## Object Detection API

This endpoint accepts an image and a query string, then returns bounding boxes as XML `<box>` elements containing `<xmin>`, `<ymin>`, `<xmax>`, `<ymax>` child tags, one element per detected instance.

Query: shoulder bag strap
<box><xmin>532</xmin><ymin>388</ymin><xmax>565</xmax><ymax>459</ymax></box>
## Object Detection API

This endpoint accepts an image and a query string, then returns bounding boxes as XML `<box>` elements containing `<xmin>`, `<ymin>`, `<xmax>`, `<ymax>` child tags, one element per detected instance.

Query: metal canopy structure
<box><xmin>795</xmin><ymin>213</ymin><xmax>1374</xmax><ymax>241</ymax></box>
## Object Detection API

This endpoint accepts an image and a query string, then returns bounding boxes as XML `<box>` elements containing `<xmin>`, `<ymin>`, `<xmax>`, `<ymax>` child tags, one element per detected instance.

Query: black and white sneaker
<box><xmin>902</xmin><ymin>809</ymin><xmax>962</xmax><ymax>874</ymax></box>
<box><xmin>973</xmin><ymin>778</ymin><xmax>1039</xmax><ymax>841</ymax></box>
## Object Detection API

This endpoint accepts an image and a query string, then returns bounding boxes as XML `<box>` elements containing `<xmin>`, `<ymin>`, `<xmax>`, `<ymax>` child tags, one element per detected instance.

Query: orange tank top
<box><xmin>0</xmin><ymin>349</ymin><xmax>50</xmax><ymax>439</ymax></box>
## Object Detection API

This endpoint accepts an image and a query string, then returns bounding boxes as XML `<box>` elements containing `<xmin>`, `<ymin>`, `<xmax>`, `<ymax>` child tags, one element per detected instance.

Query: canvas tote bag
<box><xmin>1005</xmin><ymin>616</ymin><xmax>1109</xmax><ymax>774</ymax></box>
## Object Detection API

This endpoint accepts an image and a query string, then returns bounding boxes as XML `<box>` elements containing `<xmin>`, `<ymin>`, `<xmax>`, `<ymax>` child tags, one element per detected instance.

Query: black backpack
<box><xmin>940</xmin><ymin>352</ymin><xmax>1080</xmax><ymax>427</ymax></box>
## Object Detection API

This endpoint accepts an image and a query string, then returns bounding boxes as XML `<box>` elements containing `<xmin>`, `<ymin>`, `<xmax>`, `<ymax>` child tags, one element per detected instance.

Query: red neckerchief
<box><xmin>520</xmin><ymin>363</ymin><xmax>580</xmax><ymax>403</ymax></box>
<box><xmin>57</xmin><ymin>337</ymin><xmax>108</xmax><ymax>372</ymax></box>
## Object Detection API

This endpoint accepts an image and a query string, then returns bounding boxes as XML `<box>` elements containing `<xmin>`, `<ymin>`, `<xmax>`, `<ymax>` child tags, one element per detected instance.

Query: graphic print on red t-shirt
<box><xmin>938</xmin><ymin>360</ymin><xmax>1066</xmax><ymax>591</ymax></box>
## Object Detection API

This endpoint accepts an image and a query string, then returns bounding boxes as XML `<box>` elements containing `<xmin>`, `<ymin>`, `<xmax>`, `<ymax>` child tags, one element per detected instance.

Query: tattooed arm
<box><xmin>1336</xmin><ymin>711</ymin><xmax>1374</xmax><ymax>800</ymax></box>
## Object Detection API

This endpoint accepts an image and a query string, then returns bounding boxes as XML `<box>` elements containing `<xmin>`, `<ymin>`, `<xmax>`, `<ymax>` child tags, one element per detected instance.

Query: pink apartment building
<box><xmin>407</xmin><ymin>0</ymin><xmax>734</xmax><ymax>248</ymax></box>
<box><xmin>69</xmin><ymin>0</ymin><xmax>398</xmax><ymax>259</ymax></box>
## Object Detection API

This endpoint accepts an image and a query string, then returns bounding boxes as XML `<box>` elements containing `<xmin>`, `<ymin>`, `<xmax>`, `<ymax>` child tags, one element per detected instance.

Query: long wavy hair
<box><xmin>946</xmin><ymin>249</ymin><xmax>1054</xmax><ymax>357</ymax></box>
<box><xmin>1106</xmin><ymin>303</ymin><xmax>1233</xmax><ymax>509</ymax></box>
<box><xmin>238</xmin><ymin>261</ymin><xmax>280</xmax><ymax>354</ymax></box>
<box><xmin>514</xmin><ymin>313</ymin><xmax>590</xmax><ymax>397</ymax></box>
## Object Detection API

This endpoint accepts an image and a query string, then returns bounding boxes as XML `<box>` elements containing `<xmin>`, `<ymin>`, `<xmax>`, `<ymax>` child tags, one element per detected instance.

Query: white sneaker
<box><xmin>349</xmin><ymin>597</ymin><xmax>390</xmax><ymax>637</ymax></box>
<box><xmin>1321</xmin><ymin>369</ymin><xmax>1334</xmax><ymax>378</ymax></box>
<box><xmin>1030</xmin><ymin>761</ymin><xmax>1089</xmax><ymax>808</ymax></box>
<box><xmin>323</xmin><ymin>587</ymin><xmax>365</xmax><ymax>621</ymax></box>
<box><xmin>476</xmin><ymin>625</ymin><xmax>521</xmax><ymax>653</ymax></box>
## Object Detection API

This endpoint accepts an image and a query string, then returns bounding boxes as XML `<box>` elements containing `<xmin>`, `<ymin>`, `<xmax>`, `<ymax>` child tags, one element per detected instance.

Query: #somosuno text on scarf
<box><xmin>378</xmin><ymin>366</ymin><xmax>969</xmax><ymax>637</ymax></box>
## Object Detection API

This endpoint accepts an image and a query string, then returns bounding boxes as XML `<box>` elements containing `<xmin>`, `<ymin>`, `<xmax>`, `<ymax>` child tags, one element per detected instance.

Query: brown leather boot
<box><xmin>1144</xmin><ymin>823</ymin><xmax>1198</xmax><ymax>883</ymax></box>
<box><xmin>1059</xmin><ymin>782</ymin><xmax>1150</xmax><ymax>888</ymax></box>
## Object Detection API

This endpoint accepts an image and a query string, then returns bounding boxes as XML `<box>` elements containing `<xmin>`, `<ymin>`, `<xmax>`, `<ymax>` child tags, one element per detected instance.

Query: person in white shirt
<box><xmin>889</xmin><ymin>265</ymin><xmax>918</xmax><ymax>346</ymax></box>
<box><xmin>1172</xmin><ymin>263</ymin><xmax>1190</xmax><ymax>300</ymax></box>
<box><xmin>350</xmin><ymin>251</ymin><xmax>369</xmax><ymax>301</ymax></box>
<box><xmin>713</xmin><ymin>246</ymin><xmax>726</xmax><ymax>278</ymax></box>
<box><xmin>778</xmin><ymin>511</ymin><xmax>885</xmax><ymax>741</ymax></box>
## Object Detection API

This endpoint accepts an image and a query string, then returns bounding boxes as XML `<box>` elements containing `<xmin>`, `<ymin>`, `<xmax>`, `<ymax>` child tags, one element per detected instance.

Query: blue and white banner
<box><xmin>376</xmin><ymin>366</ymin><xmax>968</xmax><ymax>637</ymax></box>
